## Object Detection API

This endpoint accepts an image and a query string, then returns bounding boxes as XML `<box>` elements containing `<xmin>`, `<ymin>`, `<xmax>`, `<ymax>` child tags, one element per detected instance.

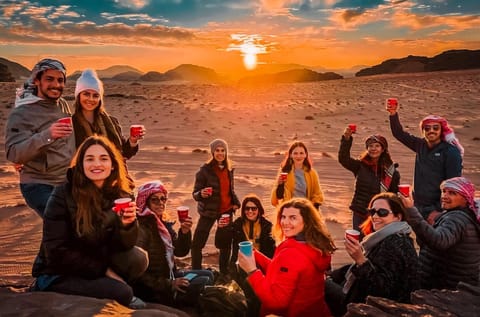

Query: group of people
<box><xmin>4</xmin><ymin>58</ymin><xmax>480</xmax><ymax>316</ymax></box>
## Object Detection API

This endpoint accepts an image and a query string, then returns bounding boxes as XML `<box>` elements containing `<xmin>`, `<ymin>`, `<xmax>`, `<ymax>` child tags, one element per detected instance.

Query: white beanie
<box><xmin>75</xmin><ymin>69</ymin><xmax>104</xmax><ymax>99</ymax></box>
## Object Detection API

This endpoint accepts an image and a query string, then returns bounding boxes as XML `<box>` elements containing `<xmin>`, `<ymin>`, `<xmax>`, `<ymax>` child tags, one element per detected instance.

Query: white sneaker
<box><xmin>129</xmin><ymin>296</ymin><xmax>146</xmax><ymax>309</ymax></box>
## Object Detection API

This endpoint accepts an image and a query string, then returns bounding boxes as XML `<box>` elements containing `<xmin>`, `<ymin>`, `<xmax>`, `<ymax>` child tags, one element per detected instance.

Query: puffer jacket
<box><xmin>338</xmin><ymin>135</ymin><xmax>400</xmax><ymax>215</ymax></box>
<box><xmin>32</xmin><ymin>180</ymin><xmax>138</xmax><ymax>278</ymax></box>
<box><xmin>192</xmin><ymin>162</ymin><xmax>240</xmax><ymax>218</ymax></box>
<box><xmin>406</xmin><ymin>206</ymin><xmax>480</xmax><ymax>289</ymax></box>
<box><xmin>133</xmin><ymin>214</ymin><xmax>191</xmax><ymax>304</ymax></box>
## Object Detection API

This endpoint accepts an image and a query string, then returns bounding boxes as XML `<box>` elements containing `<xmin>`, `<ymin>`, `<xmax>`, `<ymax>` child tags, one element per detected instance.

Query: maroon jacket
<box><xmin>248</xmin><ymin>237</ymin><xmax>332</xmax><ymax>317</ymax></box>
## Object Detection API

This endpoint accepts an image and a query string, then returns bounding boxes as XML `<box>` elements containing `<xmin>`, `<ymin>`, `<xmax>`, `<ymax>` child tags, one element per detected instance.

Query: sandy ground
<box><xmin>0</xmin><ymin>69</ymin><xmax>479</xmax><ymax>287</ymax></box>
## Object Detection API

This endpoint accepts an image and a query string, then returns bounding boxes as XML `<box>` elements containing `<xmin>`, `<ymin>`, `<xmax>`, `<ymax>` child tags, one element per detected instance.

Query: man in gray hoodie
<box><xmin>5</xmin><ymin>58</ymin><xmax>75</xmax><ymax>217</ymax></box>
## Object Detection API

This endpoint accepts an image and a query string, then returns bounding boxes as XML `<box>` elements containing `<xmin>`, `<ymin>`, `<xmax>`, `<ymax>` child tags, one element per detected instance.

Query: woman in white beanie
<box><xmin>191</xmin><ymin>138</ymin><xmax>241</xmax><ymax>281</ymax></box>
<box><xmin>72</xmin><ymin>69</ymin><xmax>144</xmax><ymax>164</ymax></box>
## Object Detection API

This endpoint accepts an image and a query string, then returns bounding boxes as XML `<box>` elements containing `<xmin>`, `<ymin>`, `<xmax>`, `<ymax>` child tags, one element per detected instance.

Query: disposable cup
<box><xmin>398</xmin><ymin>184</ymin><xmax>410</xmax><ymax>197</ymax></box>
<box><xmin>345</xmin><ymin>229</ymin><xmax>360</xmax><ymax>241</ymax></box>
<box><xmin>280</xmin><ymin>172</ymin><xmax>288</xmax><ymax>181</ymax></box>
<box><xmin>177</xmin><ymin>206</ymin><xmax>189</xmax><ymax>222</ymax></box>
<box><xmin>239</xmin><ymin>241</ymin><xmax>253</xmax><ymax>256</ymax></box>
<box><xmin>130</xmin><ymin>125</ymin><xmax>144</xmax><ymax>137</ymax></box>
<box><xmin>114</xmin><ymin>198</ymin><xmax>132</xmax><ymax>214</ymax></box>
<box><xmin>348</xmin><ymin>123</ymin><xmax>357</xmax><ymax>133</ymax></box>
<box><xmin>386</xmin><ymin>98</ymin><xmax>398</xmax><ymax>110</ymax></box>
<box><xmin>205</xmin><ymin>187</ymin><xmax>213</xmax><ymax>195</ymax></box>
<box><xmin>218</xmin><ymin>213</ymin><xmax>230</xmax><ymax>227</ymax></box>
<box><xmin>58</xmin><ymin>117</ymin><xmax>72</xmax><ymax>126</ymax></box>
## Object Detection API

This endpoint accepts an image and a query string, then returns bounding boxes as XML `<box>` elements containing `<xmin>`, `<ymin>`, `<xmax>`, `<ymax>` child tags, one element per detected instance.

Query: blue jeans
<box><xmin>175</xmin><ymin>269</ymin><xmax>214</xmax><ymax>306</ymax></box>
<box><xmin>20</xmin><ymin>183</ymin><xmax>55</xmax><ymax>218</ymax></box>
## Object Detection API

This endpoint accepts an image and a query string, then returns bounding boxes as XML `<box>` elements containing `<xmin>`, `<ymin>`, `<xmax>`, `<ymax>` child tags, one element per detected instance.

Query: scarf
<box><xmin>420</xmin><ymin>115</ymin><xmax>464</xmax><ymax>157</ymax></box>
<box><xmin>74</xmin><ymin>110</ymin><xmax>123</xmax><ymax>151</ymax></box>
<box><xmin>242</xmin><ymin>218</ymin><xmax>262</xmax><ymax>250</ymax></box>
<box><xmin>441</xmin><ymin>177</ymin><xmax>479</xmax><ymax>223</ymax></box>
<box><xmin>343</xmin><ymin>221</ymin><xmax>411</xmax><ymax>294</ymax></box>
<box><xmin>15</xmin><ymin>58</ymin><xmax>67</xmax><ymax>108</ymax></box>
<box><xmin>380</xmin><ymin>163</ymin><xmax>397</xmax><ymax>192</ymax></box>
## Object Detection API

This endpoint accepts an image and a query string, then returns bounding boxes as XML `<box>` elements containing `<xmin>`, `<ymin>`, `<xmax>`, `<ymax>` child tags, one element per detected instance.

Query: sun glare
<box><xmin>227</xmin><ymin>34</ymin><xmax>268</xmax><ymax>71</ymax></box>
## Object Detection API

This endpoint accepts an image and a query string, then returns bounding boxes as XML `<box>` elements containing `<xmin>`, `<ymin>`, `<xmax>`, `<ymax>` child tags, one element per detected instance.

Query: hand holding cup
<box><xmin>278</xmin><ymin>172</ymin><xmax>288</xmax><ymax>184</ymax></box>
<box><xmin>129</xmin><ymin>125</ymin><xmax>145</xmax><ymax>143</ymax></box>
<box><xmin>113</xmin><ymin>198</ymin><xmax>137</xmax><ymax>226</ymax></box>
<box><xmin>50</xmin><ymin>116</ymin><xmax>73</xmax><ymax>139</ymax></box>
<box><xmin>385</xmin><ymin>98</ymin><xmax>398</xmax><ymax>115</ymax></box>
<box><xmin>201</xmin><ymin>187</ymin><xmax>213</xmax><ymax>198</ymax></box>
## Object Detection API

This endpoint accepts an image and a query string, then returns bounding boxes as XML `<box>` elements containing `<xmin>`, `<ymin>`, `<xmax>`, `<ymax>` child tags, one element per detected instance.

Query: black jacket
<box><xmin>32</xmin><ymin>181</ymin><xmax>138</xmax><ymax>278</ymax></box>
<box><xmin>133</xmin><ymin>214</ymin><xmax>191</xmax><ymax>304</ymax></box>
<box><xmin>230</xmin><ymin>216</ymin><xmax>276</xmax><ymax>264</ymax></box>
<box><xmin>338</xmin><ymin>136</ymin><xmax>400</xmax><ymax>216</ymax></box>
<box><xmin>192</xmin><ymin>162</ymin><xmax>240</xmax><ymax>219</ymax></box>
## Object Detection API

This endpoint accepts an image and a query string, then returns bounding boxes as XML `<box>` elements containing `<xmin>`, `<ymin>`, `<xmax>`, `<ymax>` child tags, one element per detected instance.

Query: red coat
<box><xmin>248</xmin><ymin>237</ymin><xmax>332</xmax><ymax>317</ymax></box>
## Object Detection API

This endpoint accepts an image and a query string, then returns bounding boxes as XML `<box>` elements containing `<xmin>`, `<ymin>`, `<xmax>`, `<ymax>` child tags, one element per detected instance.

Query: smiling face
<box><xmin>290</xmin><ymin>146</ymin><xmax>307</xmax><ymax>168</ymax></box>
<box><xmin>213</xmin><ymin>146</ymin><xmax>226</xmax><ymax>163</ymax></box>
<box><xmin>280</xmin><ymin>206</ymin><xmax>305</xmax><ymax>238</ymax></box>
<box><xmin>441</xmin><ymin>188</ymin><xmax>467</xmax><ymax>210</ymax></box>
<box><xmin>244</xmin><ymin>201</ymin><xmax>259</xmax><ymax>221</ymax></box>
<box><xmin>83</xmin><ymin>144</ymin><xmax>112</xmax><ymax>188</ymax></box>
<box><xmin>367</xmin><ymin>142</ymin><xmax>384</xmax><ymax>159</ymax></box>
<box><xmin>422</xmin><ymin>123</ymin><xmax>442</xmax><ymax>145</ymax></box>
<box><xmin>79</xmin><ymin>89</ymin><xmax>101</xmax><ymax>113</ymax></box>
<box><xmin>370</xmin><ymin>198</ymin><xmax>401</xmax><ymax>231</ymax></box>
<box><xmin>147</xmin><ymin>192</ymin><xmax>167</xmax><ymax>218</ymax></box>
<box><xmin>34</xmin><ymin>69</ymin><xmax>65</xmax><ymax>100</ymax></box>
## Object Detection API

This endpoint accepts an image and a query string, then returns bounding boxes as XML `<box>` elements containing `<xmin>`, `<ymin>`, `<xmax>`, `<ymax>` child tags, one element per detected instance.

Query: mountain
<box><xmin>111</xmin><ymin>71</ymin><xmax>143</xmax><ymax>81</ymax></box>
<box><xmin>0</xmin><ymin>63</ymin><xmax>15</xmax><ymax>82</ymax></box>
<box><xmin>0</xmin><ymin>57</ymin><xmax>30</xmax><ymax>79</ymax></box>
<box><xmin>238</xmin><ymin>68</ymin><xmax>343</xmax><ymax>85</ymax></box>
<box><xmin>69</xmin><ymin>65</ymin><xmax>143</xmax><ymax>80</ymax></box>
<box><xmin>356</xmin><ymin>49</ymin><xmax>480</xmax><ymax>77</ymax></box>
<box><xmin>139</xmin><ymin>71</ymin><xmax>166</xmax><ymax>81</ymax></box>
<box><xmin>164</xmin><ymin>64</ymin><xmax>220</xmax><ymax>83</ymax></box>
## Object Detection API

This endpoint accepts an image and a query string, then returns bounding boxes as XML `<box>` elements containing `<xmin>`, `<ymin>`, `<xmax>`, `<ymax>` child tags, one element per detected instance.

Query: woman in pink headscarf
<box><xmin>400</xmin><ymin>176</ymin><xmax>480</xmax><ymax>290</ymax></box>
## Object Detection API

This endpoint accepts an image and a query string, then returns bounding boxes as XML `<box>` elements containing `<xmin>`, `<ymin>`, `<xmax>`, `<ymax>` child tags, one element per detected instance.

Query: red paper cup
<box><xmin>218</xmin><ymin>214</ymin><xmax>230</xmax><ymax>227</ymax></box>
<box><xmin>114</xmin><ymin>198</ymin><xmax>132</xmax><ymax>214</ymax></box>
<box><xmin>280</xmin><ymin>172</ymin><xmax>288</xmax><ymax>181</ymax></box>
<box><xmin>348</xmin><ymin>123</ymin><xmax>357</xmax><ymax>133</ymax></box>
<box><xmin>205</xmin><ymin>187</ymin><xmax>213</xmax><ymax>195</ymax></box>
<box><xmin>398</xmin><ymin>184</ymin><xmax>410</xmax><ymax>197</ymax></box>
<box><xmin>386</xmin><ymin>98</ymin><xmax>398</xmax><ymax>110</ymax></box>
<box><xmin>58</xmin><ymin>117</ymin><xmax>72</xmax><ymax>126</ymax></box>
<box><xmin>130</xmin><ymin>125</ymin><xmax>144</xmax><ymax>137</ymax></box>
<box><xmin>177</xmin><ymin>206</ymin><xmax>189</xmax><ymax>222</ymax></box>
<box><xmin>345</xmin><ymin>229</ymin><xmax>360</xmax><ymax>241</ymax></box>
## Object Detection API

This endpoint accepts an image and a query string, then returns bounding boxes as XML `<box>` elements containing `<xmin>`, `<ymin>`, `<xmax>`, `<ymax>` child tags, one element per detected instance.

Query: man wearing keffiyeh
<box><xmin>387</xmin><ymin>101</ymin><xmax>462</xmax><ymax>224</ymax></box>
<box><xmin>400</xmin><ymin>176</ymin><xmax>480</xmax><ymax>290</ymax></box>
<box><xmin>5</xmin><ymin>58</ymin><xmax>75</xmax><ymax>218</ymax></box>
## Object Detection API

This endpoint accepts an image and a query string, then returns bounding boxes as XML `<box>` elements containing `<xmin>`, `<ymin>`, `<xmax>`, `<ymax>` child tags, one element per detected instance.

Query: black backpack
<box><xmin>198</xmin><ymin>284</ymin><xmax>248</xmax><ymax>317</ymax></box>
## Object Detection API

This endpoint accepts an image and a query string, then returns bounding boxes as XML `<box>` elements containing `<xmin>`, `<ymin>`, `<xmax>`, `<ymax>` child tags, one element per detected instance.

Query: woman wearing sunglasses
<box><xmin>325</xmin><ymin>192</ymin><xmax>418</xmax><ymax>316</ymax></box>
<box><xmin>133</xmin><ymin>180</ymin><xmax>214</xmax><ymax>307</ymax></box>
<box><xmin>230</xmin><ymin>194</ymin><xmax>276</xmax><ymax>316</ymax></box>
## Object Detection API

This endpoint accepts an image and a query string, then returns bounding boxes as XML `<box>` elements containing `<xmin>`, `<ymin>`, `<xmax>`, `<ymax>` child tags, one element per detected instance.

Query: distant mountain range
<box><xmin>0</xmin><ymin>49</ymin><xmax>479</xmax><ymax>83</ymax></box>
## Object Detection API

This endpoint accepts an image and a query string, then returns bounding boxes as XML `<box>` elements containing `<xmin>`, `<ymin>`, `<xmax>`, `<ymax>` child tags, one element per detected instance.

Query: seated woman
<box><xmin>325</xmin><ymin>192</ymin><xmax>418</xmax><ymax>317</ymax></box>
<box><xmin>399</xmin><ymin>176</ymin><xmax>480</xmax><ymax>290</ymax></box>
<box><xmin>133</xmin><ymin>180</ymin><xmax>214</xmax><ymax>308</ymax></box>
<box><xmin>229</xmin><ymin>193</ymin><xmax>276</xmax><ymax>316</ymax></box>
<box><xmin>238</xmin><ymin>198</ymin><xmax>335</xmax><ymax>317</ymax></box>
<box><xmin>31</xmin><ymin>135</ymin><xmax>148</xmax><ymax>308</ymax></box>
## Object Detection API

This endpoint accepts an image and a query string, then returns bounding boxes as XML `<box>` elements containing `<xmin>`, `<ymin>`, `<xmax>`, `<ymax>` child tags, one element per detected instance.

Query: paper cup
<box><xmin>386</xmin><ymin>98</ymin><xmax>398</xmax><ymax>110</ymax></box>
<box><xmin>205</xmin><ymin>187</ymin><xmax>213</xmax><ymax>195</ymax></box>
<box><xmin>218</xmin><ymin>214</ymin><xmax>230</xmax><ymax>227</ymax></box>
<box><xmin>58</xmin><ymin>117</ymin><xmax>72</xmax><ymax>125</ymax></box>
<box><xmin>239</xmin><ymin>241</ymin><xmax>253</xmax><ymax>256</ymax></box>
<box><xmin>130</xmin><ymin>125</ymin><xmax>144</xmax><ymax>137</ymax></box>
<box><xmin>114</xmin><ymin>198</ymin><xmax>132</xmax><ymax>214</ymax></box>
<box><xmin>345</xmin><ymin>229</ymin><xmax>360</xmax><ymax>241</ymax></box>
<box><xmin>398</xmin><ymin>184</ymin><xmax>410</xmax><ymax>197</ymax></box>
<box><xmin>280</xmin><ymin>172</ymin><xmax>288</xmax><ymax>181</ymax></box>
<box><xmin>177</xmin><ymin>206</ymin><xmax>189</xmax><ymax>222</ymax></box>
<box><xmin>348</xmin><ymin>123</ymin><xmax>357</xmax><ymax>133</ymax></box>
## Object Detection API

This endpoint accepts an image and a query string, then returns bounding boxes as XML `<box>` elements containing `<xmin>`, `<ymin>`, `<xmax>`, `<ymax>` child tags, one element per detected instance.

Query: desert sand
<box><xmin>0</xmin><ymin>69</ymin><xmax>479</xmax><ymax>290</ymax></box>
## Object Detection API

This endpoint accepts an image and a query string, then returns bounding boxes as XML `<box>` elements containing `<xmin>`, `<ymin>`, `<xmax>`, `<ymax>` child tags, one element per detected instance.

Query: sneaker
<box><xmin>129</xmin><ymin>296</ymin><xmax>146</xmax><ymax>309</ymax></box>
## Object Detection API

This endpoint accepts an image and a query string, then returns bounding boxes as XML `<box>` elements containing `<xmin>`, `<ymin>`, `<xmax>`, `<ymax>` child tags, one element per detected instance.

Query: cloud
<box><xmin>115</xmin><ymin>0</ymin><xmax>151</xmax><ymax>10</ymax></box>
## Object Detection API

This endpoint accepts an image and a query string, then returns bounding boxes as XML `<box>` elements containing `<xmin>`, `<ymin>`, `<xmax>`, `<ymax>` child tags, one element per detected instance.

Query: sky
<box><xmin>0</xmin><ymin>0</ymin><xmax>479</xmax><ymax>77</ymax></box>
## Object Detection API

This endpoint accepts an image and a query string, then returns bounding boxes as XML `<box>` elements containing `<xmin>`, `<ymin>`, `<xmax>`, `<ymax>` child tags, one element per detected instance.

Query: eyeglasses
<box><xmin>367</xmin><ymin>208</ymin><xmax>393</xmax><ymax>217</ymax></box>
<box><xmin>245</xmin><ymin>206</ymin><xmax>258</xmax><ymax>212</ymax></box>
<box><xmin>150</xmin><ymin>196</ymin><xmax>167</xmax><ymax>205</ymax></box>
<box><xmin>423</xmin><ymin>125</ymin><xmax>441</xmax><ymax>132</ymax></box>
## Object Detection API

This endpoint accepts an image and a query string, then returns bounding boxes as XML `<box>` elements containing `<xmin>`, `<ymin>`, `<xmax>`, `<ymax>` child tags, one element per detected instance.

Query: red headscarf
<box><xmin>420</xmin><ymin>115</ymin><xmax>464</xmax><ymax>156</ymax></box>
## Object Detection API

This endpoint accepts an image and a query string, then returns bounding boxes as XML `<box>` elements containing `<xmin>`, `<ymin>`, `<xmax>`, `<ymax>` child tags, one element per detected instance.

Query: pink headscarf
<box><xmin>441</xmin><ymin>177</ymin><xmax>479</xmax><ymax>223</ymax></box>
<box><xmin>420</xmin><ymin>115</ymin><xmax>464</xmax><ymax>157</ymax></box>
<box><xmin>136</xmin><ymin>180</ymin><xmax>168</xmax><ymax>212</ymax></box>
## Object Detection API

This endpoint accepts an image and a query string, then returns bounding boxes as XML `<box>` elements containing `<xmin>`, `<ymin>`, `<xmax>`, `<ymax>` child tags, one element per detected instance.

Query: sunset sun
<box><xmin>228</xmin><ymin>34</ymin><xmax>267</xmax><ymax>71</ymax></box>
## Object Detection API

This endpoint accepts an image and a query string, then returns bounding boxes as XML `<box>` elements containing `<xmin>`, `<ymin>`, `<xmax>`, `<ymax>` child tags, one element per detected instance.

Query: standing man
<box><xmin>5</xmin><ymin>58</ymin><xmax>75</xmax><ymax>217</ymax></box>
<box><xmin>387</xmin><ymin>100</ymin><xmax>463</xmax><ymax>224</ymax></box>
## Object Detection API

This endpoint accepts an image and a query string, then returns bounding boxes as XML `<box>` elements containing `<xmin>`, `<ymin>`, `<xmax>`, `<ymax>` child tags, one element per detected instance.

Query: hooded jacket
<box><xmin>248</xmin><ymin>237</ymin><xmax>332</xmax><ymax>317</ymax></box>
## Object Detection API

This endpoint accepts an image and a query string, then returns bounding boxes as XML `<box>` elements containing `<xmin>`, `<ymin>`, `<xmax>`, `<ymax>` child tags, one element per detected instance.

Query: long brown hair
<box><xmin>71</xmin><ymin>135</ymin><xmax>132</xmax><ymax>236</ymax></box>
<box><xmin>280</xmin><ymin>141</ymin><xmax>313</xmax><ymax>172</ymax></box>
<box><xmin>273</xmin><ymin>198</ymin><xmax>336</xmax><ymax>254</ymax></box>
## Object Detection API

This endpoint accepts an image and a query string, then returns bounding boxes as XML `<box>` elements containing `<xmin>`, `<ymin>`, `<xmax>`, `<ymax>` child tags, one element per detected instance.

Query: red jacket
<box><xmin>248</xmin><ymin>237</ymin><xmax>332</xmax><ymax>317</ymax></box>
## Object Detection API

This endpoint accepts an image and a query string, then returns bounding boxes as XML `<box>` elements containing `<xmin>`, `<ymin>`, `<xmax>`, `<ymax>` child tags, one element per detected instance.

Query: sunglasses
<box><xmin>423</xmin><ymin>125</ymin><xmax>441</xmax><ymax>132</ymax></box>
<box><xmin>150</xmin><ymin>196</ymin><xmax>167</xmax><ymax>205</ymax></box>
<box><xmin>245</xmin><ymin>206</ymin><xmax>258</xmax><ymax>212</ymax></box>
<box><xmin>367</xmin><ymin>208</ymin><xmax>393</xmax><ymax>217</ymax></box>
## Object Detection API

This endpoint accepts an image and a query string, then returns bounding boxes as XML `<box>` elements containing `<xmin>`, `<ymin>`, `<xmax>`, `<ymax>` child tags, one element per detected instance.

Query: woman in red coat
<box><xmin>238</xmin><ymin>198</ymin><xmax>336</xmax><ymax>317</ymax></box>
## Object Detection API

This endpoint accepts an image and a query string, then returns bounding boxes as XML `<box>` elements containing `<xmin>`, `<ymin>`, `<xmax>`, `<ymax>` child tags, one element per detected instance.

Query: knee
<box><xmin>131</xmin><ymin>246</ymin><xmax>149</xmax><ymax>279</ymax></box>
<box><xmin>113</xmin><ymin>284</ymin><xmax>134</xmax><ymax>307</ymax></box>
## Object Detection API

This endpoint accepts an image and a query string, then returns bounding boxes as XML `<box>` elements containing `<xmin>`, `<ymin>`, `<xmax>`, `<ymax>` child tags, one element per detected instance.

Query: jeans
<box><xmin>20</xmin><ymin>183</ymin><xmax>55</xmax><ymax>218</ymax></box>
<box><xmin>175</xmin><ymin>269</ymin><xmax>214</xmax><ymax>306</ymax></box>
